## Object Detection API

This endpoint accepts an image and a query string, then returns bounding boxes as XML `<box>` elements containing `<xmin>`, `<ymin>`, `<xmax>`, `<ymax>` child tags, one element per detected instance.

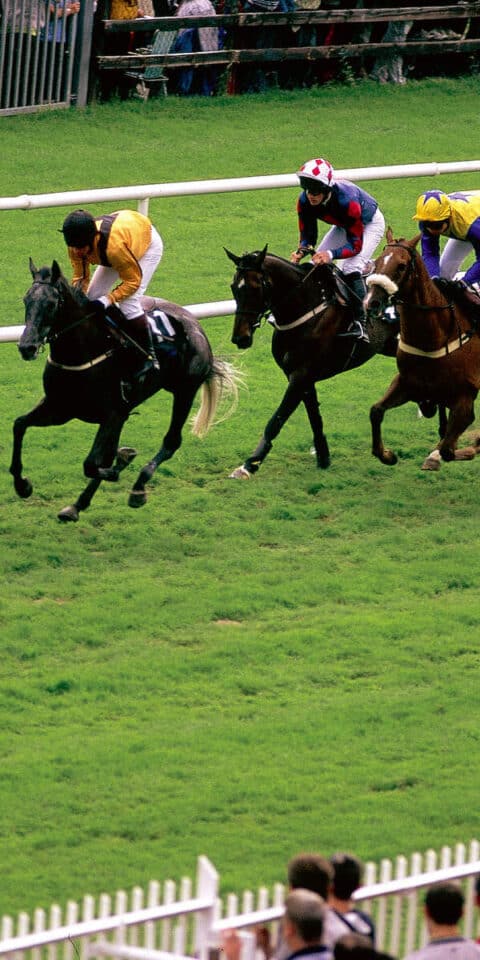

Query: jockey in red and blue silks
<box><xmin>290</xmin><ymin>158</ymin><xmax>386</xmax><ymax>342</ymax></box>
<box><xmin>413</xmin><ymin>190</ymin><xmax>480</xmax><ymax>285</ymax></box>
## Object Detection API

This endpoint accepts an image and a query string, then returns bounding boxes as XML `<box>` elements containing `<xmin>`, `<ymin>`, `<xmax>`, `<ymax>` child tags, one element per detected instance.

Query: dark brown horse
<box><xmin>225</xmin><ymin>246</ymin><xmax>398</xmax><ymax>478</ymax></box>
<box><xmin>11</xmin><ymin>260</ymin><xmax>240</xmax><ymax>520</ymax></box>
<box><xmin>365</xmin><ymin>228</ymin><xmax>480</xmax><ymax>470</ymax></box>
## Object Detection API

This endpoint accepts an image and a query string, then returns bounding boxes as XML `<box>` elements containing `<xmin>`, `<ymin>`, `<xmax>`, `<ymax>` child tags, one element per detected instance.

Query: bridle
<box><xmin>231</xmin><ymin>266</ymin><xmax>273</xmax><ymax>330</ymax></box>
<box><xmin>368</xmin><ymin>241</ymin><xmax>454</xmax><ymax>312</ymax></box>
<box><xmin>25</xmin><ymin>277</ymin><xmax>101</xmax><ymax>343</ymax></box>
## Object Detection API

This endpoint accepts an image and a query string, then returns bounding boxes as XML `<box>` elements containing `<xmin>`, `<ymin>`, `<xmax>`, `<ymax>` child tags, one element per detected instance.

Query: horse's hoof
<box><xmin>453</xmin><ymin>445</ymin><xmax>477</xmax><ymax>461</ymax></box>
<box><xmin>117</xmin><ymin>447</ymin><xmax>138</xmax><ymax>466</ymax></box>
<box><xmin>15</xmin><ymin>477</ymin><xmax>33</xmax><ymax>498</ymax></box>
<box><xmin>229</xmin><ymin>465</ymin><xmax>252</xmax><ymax>480</ymax></box>
<box><xmin>422</xmin><ymin>456</ymin><xmax>441</xmax><ymax>471</ymax></box>
<box><xmin>58</xmin><ymin>505</ymin><xmax>79</xmax><ymax>522</ymax></box>
<box><xmin>376</xmin><ymin>450</ymin><xmax>397</xmax><ymax>466</ymax></box>
<box><xmin>128</xmin><ymin>489</ymin><xmax>147</xmax><ymax>508</ymax></box>
<box><xmin>97</xmin><ymin>467</ymin><xmax>119</xmax><ymax>482</ymax></box>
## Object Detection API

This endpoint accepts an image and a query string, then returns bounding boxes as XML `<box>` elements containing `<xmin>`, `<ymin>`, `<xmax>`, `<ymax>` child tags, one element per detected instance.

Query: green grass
<box><xmin>0</xmin><ymin>79</ymin><xmax>480</xmax><ymax>919</ymax></box>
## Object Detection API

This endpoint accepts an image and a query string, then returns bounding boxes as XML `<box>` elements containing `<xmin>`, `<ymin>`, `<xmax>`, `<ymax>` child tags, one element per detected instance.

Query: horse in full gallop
<box><xmin>365</xmin><ymin>228</ymin><xmax>480</xmax><ymax>470</ymax></box>
<box><xmin>11</xmin><ymin>260</ymin><xmax>239</xmax><ymax>521</ymax></box>
<box><xmin>225</xmin><ymin>246</ymin><xmax>398</xmax><ymax>478</ymax></box>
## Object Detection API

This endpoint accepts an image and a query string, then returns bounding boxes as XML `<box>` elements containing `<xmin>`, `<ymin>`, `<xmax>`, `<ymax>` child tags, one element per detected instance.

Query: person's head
<box><xmin>296</xmin><ymin>158</ymin><xmax>334</xmax><ymax>206</ymax></box>
<box><xmin>329</xmin><ymin>853</ymin><xmax>363</xmax><ymax>901</ymax></box>
<box><xmin>61</xmin><ymin>209</ymin><xmax>98</xmax><ymax>254</ymax></box>
<box><xmin>475</xmin><ymin>875</ymin><xmax>480</xmax><ymax>907</ymax></box>
<box><xmin>287</xmin><ymin>852</ymin><xmax>334</xmax><ymax>900</ymax></box>
<box><xmin>334</xmin><ymin>933</ymin><xmax>395</xmax><ymax>960</ymax></box>
<box><xmin>283</xmin><ymin>888</ymin><xmax>326</xmax><ymax>947</ymax></box>
<box><xmin>424</xmin><ymin>882</ymin><xmax>464</xmax><ymax>927</ymax></box>
<box><xmin>412</xmin><ymin>191</ymin><xmax>451</xmax><ymax>235</ymax></box>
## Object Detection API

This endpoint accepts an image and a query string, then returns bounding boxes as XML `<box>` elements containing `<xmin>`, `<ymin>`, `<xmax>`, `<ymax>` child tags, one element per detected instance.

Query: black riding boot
<box><xmin>118</xmin><ymin>313</ymin><xmax>160</xmax><ymax>397</ymax></box>
<box><xmin>340</xmin><ymin>272</ymin><xmax>369</xmax><ymax>342</ymax></box>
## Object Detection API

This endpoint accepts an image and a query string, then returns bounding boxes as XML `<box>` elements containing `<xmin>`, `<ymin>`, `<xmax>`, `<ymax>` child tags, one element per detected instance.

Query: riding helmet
<box><xmin>296</xmin><ymin>158</ymin><xmax>335</xmax><ymax>193</ymax></box>
<box><xmin>412</xmin><ymin>191</ymin><xmax>452</xmax><ymax>222</ymax></box>
<box><xmin>61</xmin><ymin>209</ymin><xmax>98</xmax><ymax>247</ymax></box>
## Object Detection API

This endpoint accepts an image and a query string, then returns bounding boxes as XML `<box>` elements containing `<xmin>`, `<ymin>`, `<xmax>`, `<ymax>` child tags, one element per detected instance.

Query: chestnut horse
<box><xmin>225</xmin><ymin>246</ymin><xmax>398</xmax><ymax>478</ymax></box>
<box><xmin>365</xmin><ymin>229</ymin><xmax>480</xmax><ymax>470</ymax></box>
<box><xmin>11</xmin><ymin>260</ymin><xmax>240</xmax><ymax>520</ymax></box>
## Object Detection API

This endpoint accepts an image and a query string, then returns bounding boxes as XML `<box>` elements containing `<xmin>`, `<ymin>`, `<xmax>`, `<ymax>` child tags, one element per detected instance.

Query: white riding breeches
<box><xmin>439</xmin><ymin>237</ymin><xmax>474</xmax><ymax>280</ymax></box>
<box><xmin>87</xmin><ymin>226</ymin><xmax>164</xmax><ymax>319</ymax></box>
<box><xmin>316</xmin><ymin>207</ymin><xmax>386</xmax><ymax>275</ymax></box>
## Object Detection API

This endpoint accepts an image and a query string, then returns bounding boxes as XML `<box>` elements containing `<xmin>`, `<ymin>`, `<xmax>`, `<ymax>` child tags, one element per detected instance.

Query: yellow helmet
<box><xmin>412</xmin><ymin>191</ymin><xmax>451</xmax><ymax>222</ymax></box>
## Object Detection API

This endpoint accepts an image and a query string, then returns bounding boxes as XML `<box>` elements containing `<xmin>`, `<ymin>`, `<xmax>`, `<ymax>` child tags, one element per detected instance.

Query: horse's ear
<box><xmin>386</xmin><ymin>226</ymin><xmax>394</xmax><ymax>244</ymax></box>
<box><xmin>411</xmin><ymin>233</ymin><xmax>421</xmax><ymax>249</ymax></box>
<box><xmin>254</xmin><ymin>245</ymin><xmax>268</xmax><ymax>268</ymax></box>
<box><xmin>29</xmin><ymin>257</ymin><xmax>38</xmax><ymax>277</ymax></box>
<box><xmin>224</xmin><ymin>247</ymin><xmax>240</xmax><ymax>266</ymax></box>
<box><xmin>51</xmin><ymin>260</ymin><xmax>62</xmax><ymax>283</ymax></box>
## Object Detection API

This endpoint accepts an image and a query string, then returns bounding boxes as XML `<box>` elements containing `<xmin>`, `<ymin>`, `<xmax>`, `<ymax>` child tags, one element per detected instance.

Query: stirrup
<box><xmin>338</xmin><ymin>320</ymin><xmax>369</xmax><ymax>342</ymax></box>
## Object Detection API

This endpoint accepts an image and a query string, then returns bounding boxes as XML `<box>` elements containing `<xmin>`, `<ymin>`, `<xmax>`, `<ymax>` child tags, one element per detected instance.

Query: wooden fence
<box><xmin>96</xmin><ymin>3</ymin><xmax>480</xmax><ymax>82</ymax></box>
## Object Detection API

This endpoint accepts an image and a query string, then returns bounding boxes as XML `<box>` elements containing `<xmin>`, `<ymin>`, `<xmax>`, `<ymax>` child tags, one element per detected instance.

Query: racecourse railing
<box><xmin>2</xmin><ymin>159</ymin><xmax>480</xmax><ymax>345</ymax></box>
<box><xmin>0</xmin><ymin>841</ymin><xmax>479</xmax><ymax>960</ymax></box>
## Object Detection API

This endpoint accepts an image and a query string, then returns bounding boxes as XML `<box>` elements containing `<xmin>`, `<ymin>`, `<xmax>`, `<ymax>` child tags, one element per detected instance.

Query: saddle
<box><xmin>434</xmin><ymin>277</ymin><xmax>480</xmax><ymax>327</ymax></box>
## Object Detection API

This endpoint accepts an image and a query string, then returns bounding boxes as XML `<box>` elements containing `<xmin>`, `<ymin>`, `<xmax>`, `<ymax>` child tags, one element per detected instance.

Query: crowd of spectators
<box><xmin>218</xmin><ymin>851</ymin><xmax>480</xmax><ymax>960</ymax></box>
<box><xmin>90</xmin><ymin>0</ymin><xmax>479</xmax><ymax>100</ymax></box>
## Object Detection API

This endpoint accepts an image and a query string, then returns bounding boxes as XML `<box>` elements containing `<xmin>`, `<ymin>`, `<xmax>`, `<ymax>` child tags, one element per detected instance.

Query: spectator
<box><xmin>2</xmin><ymin>0</ymin><xmax>45</xmax><ymax>106</ymax></box>
<box><xmin>324</xmin><ymin>854</ymin><xmax>375</xmax><ymax>948</ymax></box>
<box><xmin>290</xmin><ymin>157</ymin><xmax>386</xmax><ymax>342</ymax></box>
<box><xmin>403</xmin><ymin>882</ymin><xmax>480</xmax><ymax>959</ymax></box>
<box><xmin>412</xmin><ymin>190</ymin><xmax>480</xmax><ymax>286</ymax></box>
<box><xmin>334</xmin><ymin>934</ymin><xmax>395</xmax><ymax>960</ymax></box>
<box><xmin>171</xmin><ymin>0</ymin><xmax>219</xmax><ymax>95</ymax></box>
<box><xmin>222</xmin><ymin>888</ymin><xmax>333</xmax><ymax>960</ymax></box>
<box><xmin>60</xmin><ymin>208</ymin><xmax>164</xmax><ymax>393</ymax></box>
<box><xmin>98</xmin><ymin>0</ymin><xmax>145</xmax><ymax>100</ymax></box>
<box><xmin>256</xmin><ymin>853</ymin><xmax>334</xmax><ymax>960</ymax></box>
<box><xmin>40</xmin><ymin>0</ymin><xmax>81</xmax><ymax>101</ymax></box>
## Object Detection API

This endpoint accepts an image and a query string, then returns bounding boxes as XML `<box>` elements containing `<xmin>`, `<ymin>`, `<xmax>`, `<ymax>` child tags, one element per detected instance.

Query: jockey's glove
<box><xmin>89</xmin><ymin>297</ymin><xmax>110</xmax><ymax>320</ymax></box>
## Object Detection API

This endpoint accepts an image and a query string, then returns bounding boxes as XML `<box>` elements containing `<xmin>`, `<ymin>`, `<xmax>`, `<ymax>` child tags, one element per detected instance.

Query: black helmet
<box><xmin>61</xmin><ymin>209</ymin><xmax>97</xmax><ymax>247</ymax></box>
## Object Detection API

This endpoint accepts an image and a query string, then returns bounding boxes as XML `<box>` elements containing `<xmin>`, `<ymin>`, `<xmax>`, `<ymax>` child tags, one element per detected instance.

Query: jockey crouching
<box><xmin>290</xmin><ymin>158</ymin><xmax>386</xmax><ymax>343</ymax></box>
<box><xmin>61</xmin><ymin>208</ymin><xmax>164</xmax><ymax>397</ymax></box>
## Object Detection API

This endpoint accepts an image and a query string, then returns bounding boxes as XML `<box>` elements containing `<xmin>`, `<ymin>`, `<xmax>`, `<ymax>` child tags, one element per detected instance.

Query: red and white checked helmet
<box><xmin>297</xmin><ymin>158</ymin><xmax>335</xmax><ymax>191</ymax></box>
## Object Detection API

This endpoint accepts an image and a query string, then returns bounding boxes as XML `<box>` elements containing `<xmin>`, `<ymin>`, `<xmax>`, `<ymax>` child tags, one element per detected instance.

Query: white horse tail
<box><xmin>191</xmin><ymin>357</ymin><xmax>244</xmax><ymax>438</ymax></box>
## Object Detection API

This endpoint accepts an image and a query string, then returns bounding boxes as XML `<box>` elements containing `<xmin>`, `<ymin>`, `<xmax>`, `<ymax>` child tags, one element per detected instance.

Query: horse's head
<box><xmin>365</xmin><ymin>228</ymin><xmax>421</xmax><ymax>322</ymax></box>
<box><xmin>20</xmin><ymin>259</ymin><xmax>68</xmax><ymax>360</ymax></box>
<box><xmin>225</xmin><ymin>245</ymin><xmax>271</xmax><ymax>349</ymax></box>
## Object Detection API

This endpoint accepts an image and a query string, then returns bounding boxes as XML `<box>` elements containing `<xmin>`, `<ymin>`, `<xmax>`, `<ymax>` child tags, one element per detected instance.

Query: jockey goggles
<box><xmin>299</xmin><ymin>177</ymin><xmax>329</xmax><ymax>196</ymax></box>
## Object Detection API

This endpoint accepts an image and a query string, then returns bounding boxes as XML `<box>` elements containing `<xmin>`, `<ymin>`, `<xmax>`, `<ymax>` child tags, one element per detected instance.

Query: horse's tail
<box><xmin>191</xmin><ymin>357</ymin><xmax>244</xmax><ymax>438</ymax></box>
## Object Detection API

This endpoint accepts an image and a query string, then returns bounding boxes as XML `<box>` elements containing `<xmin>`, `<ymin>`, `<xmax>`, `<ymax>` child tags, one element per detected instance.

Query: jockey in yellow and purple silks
<box><xmin>412</xmin><ymin>190</ymin><xmax>480</xmax><ymax>286</ymax></box>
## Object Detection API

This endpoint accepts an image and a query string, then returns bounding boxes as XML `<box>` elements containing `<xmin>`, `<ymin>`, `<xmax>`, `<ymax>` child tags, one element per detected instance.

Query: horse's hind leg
<box><xmin>303</xmin><ymin>385</ymin><xmax>330</xmax><ymax>469</ymax></box>
<box><xmin>58</xmin><ymin>448</ymin><xmax>138</xmax><ymax>522</ymax></box>
<box><xmin>129</xmin><ymin>386</ymin><xmax>198</xmax><ymax>508</ymax></box>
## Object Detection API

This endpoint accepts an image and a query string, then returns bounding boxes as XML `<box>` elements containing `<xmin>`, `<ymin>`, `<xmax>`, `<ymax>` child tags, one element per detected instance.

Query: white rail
<box><xmin>2</xmin><ymin>160</ymin><xmax>480</xmax><ymax>343</ymax></box>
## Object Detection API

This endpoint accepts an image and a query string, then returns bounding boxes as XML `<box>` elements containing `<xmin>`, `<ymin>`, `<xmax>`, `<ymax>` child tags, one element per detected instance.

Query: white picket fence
<box><xmin>1</xmin><ymin>841</ymin><xmax>479</xmax><ymax>960</ymax></box>
<box><xmin>2</xmin><ymin>159</ymin><xmax>480</xmax><ymax>344</ymax></box>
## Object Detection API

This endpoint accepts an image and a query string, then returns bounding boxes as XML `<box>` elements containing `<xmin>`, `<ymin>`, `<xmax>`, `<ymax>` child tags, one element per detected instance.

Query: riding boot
<box><xmin>117</xmin><ymin>313</ymin><xmax>160</xmax><ymax>398</ymax></box>
<box><xmin>339</xmin><ymin>272</ymin><xmax>370</xmax><ymax>342</ymax></box>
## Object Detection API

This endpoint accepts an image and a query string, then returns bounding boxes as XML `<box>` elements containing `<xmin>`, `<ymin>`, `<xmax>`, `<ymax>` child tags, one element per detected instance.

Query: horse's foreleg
<box><xmin>10</xmin><ymin>398</ymin><xmax>66</xmax><ymax>499</ymax></box>
<box><xmin>303</xmin><ymin>385</ymin><xmax>330</xmax><ymax>469</ymax></box>
<box><xmin>437</xmin><ymin>396</ymin><xmax>476</xmax><ymax>463</ymax></box>
<box><xmin>370</xmin><ymin>375</ymin><xmax>410</xmax><ymax>466</ymax></box>
<box><xmin>129</xmin><ymin>387</ymin><xmax>197</xmax><ymax>508</ymax></box>
<box><xmin>84</xmin><ymin>413</ymin><xmax>127</xmax><ymax>481</ymax></box>
<box><xmin>229</xmin><ymin>379</ymin><xmax>305</xmax><ymax>479</ymax></box>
